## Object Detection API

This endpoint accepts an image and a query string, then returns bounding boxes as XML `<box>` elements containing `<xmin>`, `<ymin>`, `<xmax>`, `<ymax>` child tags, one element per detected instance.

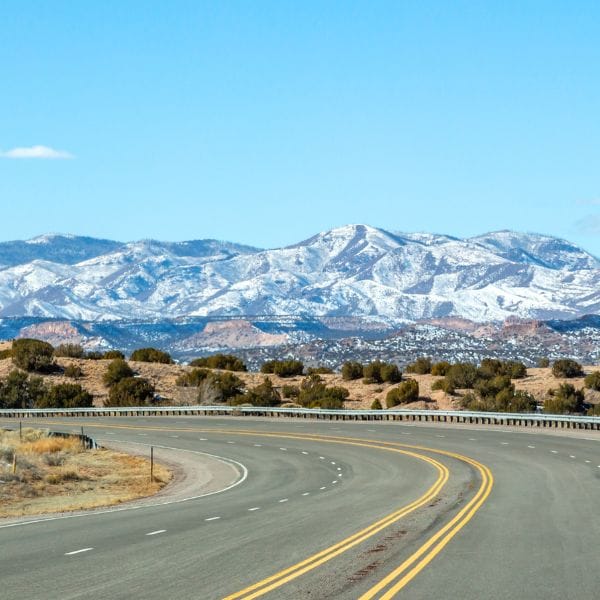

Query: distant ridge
<box><xmin>0</xmin><ymin>225</ymin><xmax>599</xmax><ymax>322</ymax></box>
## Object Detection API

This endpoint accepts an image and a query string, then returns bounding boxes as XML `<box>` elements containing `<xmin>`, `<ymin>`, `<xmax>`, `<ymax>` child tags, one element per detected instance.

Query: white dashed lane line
<box><xmin>501</xmin><ymin>442</ymin><xmax>509</xmax><ymax>445</ymax></box>
<box><xmin>528</xmin><ymin>445</ymin><xmax>535</xmax><ymax>449</ymax></box>
<box><xmin>302</xmin><ymin>492</ymin><xmax>310</xmax><ymax>496</ymax></box>
<box><xmin>227</xmin><ymin>441</ymin><xmax>235</xmax><ymax>444</ymax></box>
<box><xmin>319</xmin><ymin>486</ymin><xmax>326</xmax><ymax>490</ymax></box>
<box><xmin>65</xmin><ymin>548</ymin><xmax>93</xmax><ymax>556</ymax></box>
<box><xmin>319</xmin><ymin>456</ymin><xmax>325</xmax><ymax>460</ymax></box>
<box><xmin>199</xmin><ymin>438</ymin><xmax>207</xmax><ymax>441</ymax></box>
<box><xmin>301</xmin><ymin>451</ymin><xmax>309</xmax><ymax>455</ymax></box>
<box><xmin>279</xmin><ymin>498</ymin><xmax>288</xmax><ymax>503</ymax></box>
<box><xmin>146</xmin><ymin>530</ymin><xmax>166</xmax><ymax>536</ymax></box>
<box><xmin>205</xmin><ymin>517</ymin><xmax>221</xmax><ymax>522</ymax></box>
<box><xmin>169</xmin><ymin>435</ymin><xmax>179</xmax><ymax>439</ymax></box>
<box><xmin>279</xmin><ymin>448</ymin><xmax>287</xmax><ymax>451</ymax></box>
<box><xmin>248</xmin><ymin>507</ymin><xmax>260</xmax><ymax>512</ymax></box>
<box><xmin>551</xmin><ymin>450</ymin><xmax>558</xmax><ymax>454</ymax></box>
<box><xmin>253</xmin><ymin>444</ymin><xmax>262</xmax><ymax>447</ymax></box>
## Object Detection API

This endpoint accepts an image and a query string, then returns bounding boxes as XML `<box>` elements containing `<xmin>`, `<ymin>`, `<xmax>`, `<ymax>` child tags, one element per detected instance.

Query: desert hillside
<box><xmin>1</xmin><ymin>348</ymin><xmax>598</xmax><ymax>410</ymax></box>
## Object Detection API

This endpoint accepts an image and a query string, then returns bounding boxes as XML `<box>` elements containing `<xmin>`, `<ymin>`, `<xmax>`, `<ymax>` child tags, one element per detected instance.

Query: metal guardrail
<box><xmin>0</xmin><ymin>406</ymin><xmax>599</xmax><ymax>430</ymax></box>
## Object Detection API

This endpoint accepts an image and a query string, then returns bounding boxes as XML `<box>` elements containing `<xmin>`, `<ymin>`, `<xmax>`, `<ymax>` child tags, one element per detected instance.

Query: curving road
<box><xmin>1</xmin><ymin>417</ymin><xmax>599</xmax><ymax>599</ymax></box>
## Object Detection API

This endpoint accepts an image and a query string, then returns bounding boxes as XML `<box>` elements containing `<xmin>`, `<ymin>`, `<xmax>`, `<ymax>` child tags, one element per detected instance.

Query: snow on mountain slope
<box><xmin>0</xmin><ymin>225</ymin><xmax>598</xmax><ymax>322</ymax></box>
<box><xmin>0</xmin><ymin>234</ymin><xmax>124</xmax><ymax>268</ymax></box>
<box><xmin>470</xmin><ymin>230</ymin><xmax>600</xmax><ymax>270</ymax></box>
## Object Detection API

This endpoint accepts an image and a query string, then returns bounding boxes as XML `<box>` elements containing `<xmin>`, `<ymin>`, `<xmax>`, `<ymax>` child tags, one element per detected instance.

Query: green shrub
<box><xmin>0</xmin><ymin>369</ymin><xmax>47</xmax><ymax>409</ymax></box>
<box><xmin>445</xmin><ymin>363</ymin><xmax>479</xmax><ymax>389</ymax></box>
<box><xmin>281</xmin><ymin>384</ymin><xmax>300</xmax><ymax>399</ymax></box>
<box><xmin>587</xmin><ymin>404</ymin><xmax>600</xmax><ymax>416</ymax></box>
<box><xmin>63</xmin><ymin>364</ymin><xmax>83</xmax><ymax>379</ymax></box>
<box><xmin>496</xmin><ymin>390</ymin><xmax>536</xmax><ymax>413</ymax></box>
<box><xmin>297</xmin><ymin>374</ymin><xmax>349</xmax><ymax>409</ymax></box>
<box><xmin>431</xmin><ymin>361</ymin><xmax>451</xmax><ymax>376</ymax></box>
<box><xmin>130</xmin><ymin>347</ymin><xmax>173</xmax><ymax>364</ymax></box>
<box><xmin>405</xmin><ymin>357</ymin><xmax>432</xmax><ymax>375</ymax></box>
<box><xmin>479</xmin><ymin>359</ymin><xmax>527</xmax><ymax>379</ymax></box>
<box><xmin>103</xmin><ymin>350</ymin><xmax>125</xmax><ymax>360</ymax></box>
<box><xmin>12</xmin><ymin>338</ymin><xmax>55</xmax><ymax>373</ymax></box>
<box><xmin>363</xmin><ymin>361</ymin><xmax>401</xmax><ymax>384</ymax></box>
<box><xmin>381</xmin><ymin>363</ymin><xmax>402</xmax><ymax>383</ymax></box>
<box><xmin>584</xmin><ymin>371</ymin><xmax>600</xmax><ymax>391</ymax></box>
<box><xmin>260</xmin><ymin>359</ymin><xmax>304</xmax><ymax>377</ymax></box>
<box><xmin>386</xmin><ymin>380</ymin><xmax>419</xmax><ymax>408</ymax></box>
<box><xmin>83</xmin><ymin>351</ymin><xmax>104</xmax><ymax>360</ymax></box>
<box><xmin>341</xmin><ymin>361</ymin><xmax>364</xmax><ymax>380</ymax></box>
<box><xmin>103</xmin><ymin>359</ymin><xmax>134</xmax><ymax>387</ymax></box>
<box><xmin>537</xmin><ymin>357</ymin><xmax>550</xmax><ymax>368</ymax></box>
<box><xmin>0</xmin><ymin>348</ymin><xmax>12</xmax><ymax>360</ymax></box>
<box><xmin>371</xmin><ymin>399</ymin><xmax>382</xmax><ymax>410</ymax></box>
<box><xmin>54</xmin><ymin>343</ymin><xmax>84</xmax><ymax>358</ymax></box>
<box><xmin>176</xmin><ymin>368</ymin><xmax>210</xmax><ymax>387</ymax></box>
<box><xmin>363</xmin><ymin>361</ymin><xmax>384</xmax><ymax>384</ymax></box>
<box><xmin>474</xmin><ymin>375</ymin><xmax>514</xmax><ymax>401</ymax></box>
<box><xmin>197</xmin><ymin>372</ymin><xmax>244</xmax><ymax>404</ymax></box>
<box><xmin>190</xmin><ymin>353</ymin><xmax>247</xmax><ymax>372</ymax></box>
<box><xmin>307</xmin><ymin>366</ymin><xmax>334</xmax><ymax>375</ymax></box>
<box><xmin>37</xmin><ymin>383</ymin><xmax>93</xmax><ymax>408</ymax></box>
<box><xmin>552</xmin><ymin>359</ymin><xmax>583</xmax><ymax>378</ymax></box>
<box><xmin>105</xmin><ymin>377</ymin><xmax>155</xmax><ymax>407</ymax></box>
<box><xmin>544</xmin><ymin>383</ymin><xmax>585</xmax><ymax>414</ymax></box>
<box><xmin>237</xmin><ymin>377</ymin><xmax>281</xmax><ymax>407</ymax></box>
<box><xmin>431</xmin><ymin>378</ymin><xmax>456</xmax><ymax>394</ymax></box>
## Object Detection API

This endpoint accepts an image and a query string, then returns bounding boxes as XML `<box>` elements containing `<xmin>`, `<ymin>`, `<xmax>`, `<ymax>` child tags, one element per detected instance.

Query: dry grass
<box><xmin>0</xmin><ymin>428</ymin><xmax>171</xmax><ymax>518</ymax></box>
<box><xmin>21</xmin><ymin>436</ymin><xmax>83</xmax><ymax>455</ymax></box>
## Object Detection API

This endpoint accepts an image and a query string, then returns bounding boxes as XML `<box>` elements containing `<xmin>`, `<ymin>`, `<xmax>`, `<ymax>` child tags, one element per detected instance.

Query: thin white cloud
<box><xmin>0</xmin><ymin>145</ymin><xmax>74</xmax><ymax>159</ymax></box>
<box><xmin>575</xmin><ymin>198</ymin><xmax>600</xmax><ymax>206</ymax></box>
<box><xmin>573</xmin><ymin>214</ymin><xmax>600</xmax><ymax>234</ymax></box>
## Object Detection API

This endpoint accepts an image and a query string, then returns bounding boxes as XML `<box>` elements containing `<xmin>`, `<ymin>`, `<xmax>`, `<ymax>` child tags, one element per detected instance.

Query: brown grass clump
<box><xmin>0</xmin><ymin>428</ymin><xmax>171</xmax><ymax>518</ymax></box>
<box><xmin>21</xmin><ymin>436</ymin><xmax>83</xmax><ymax>455</ymax></box>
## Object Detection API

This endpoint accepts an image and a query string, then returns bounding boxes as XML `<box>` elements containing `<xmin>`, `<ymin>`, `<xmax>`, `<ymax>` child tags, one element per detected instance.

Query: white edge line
<box><xmin>146</xmin><ymin>529</ymin><xmax>166</xmax><ymax>536</ymax></box>
<box><xmin>65</xmin><ymin>547</ymin><xmax>93</xmax><ymax>555</ymax></box>
<box><xmin>0</xmin><ymin>441</ymin><xmax>249</xmax><ymax>530</ymax></box>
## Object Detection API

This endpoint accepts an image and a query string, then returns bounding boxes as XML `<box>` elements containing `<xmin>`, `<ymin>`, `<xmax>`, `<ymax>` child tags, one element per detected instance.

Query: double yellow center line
<box><xmin>216</xmin><ymin>430</ymin><xmax>492</xmax><ymax>599</ymax></box>
<box><xmin>30</xmin><ymin>421</ymin><xmax>492</xmax><ymax>599</ymax></box>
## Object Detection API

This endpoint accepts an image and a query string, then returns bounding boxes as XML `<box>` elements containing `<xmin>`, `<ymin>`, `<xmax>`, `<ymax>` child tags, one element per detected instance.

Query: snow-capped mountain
<box><xmin>0</xmin><ymin>225</ymin><xmax>599</xmax><ymax>322</ymax></box>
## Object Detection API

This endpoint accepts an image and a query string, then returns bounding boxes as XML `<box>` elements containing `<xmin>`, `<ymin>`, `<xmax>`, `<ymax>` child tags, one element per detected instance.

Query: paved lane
<box><xmin>0</xmin><ymin>417</ymin><xmax>598</xmax><ymax>599</ymax></box>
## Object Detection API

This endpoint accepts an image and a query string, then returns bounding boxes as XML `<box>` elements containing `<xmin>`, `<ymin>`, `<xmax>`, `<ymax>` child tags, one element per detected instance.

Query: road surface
<box><xmin>1</xmin><ymin>416</ymin><xmax>598</xmax><ymax>599</ymax></box>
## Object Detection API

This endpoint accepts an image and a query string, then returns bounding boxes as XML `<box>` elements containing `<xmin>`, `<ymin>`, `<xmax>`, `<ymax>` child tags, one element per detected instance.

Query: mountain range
<box><xmin>0</xmin><ymin>225</ymin><xmax>599</xmax><ymax>323</ymax></box>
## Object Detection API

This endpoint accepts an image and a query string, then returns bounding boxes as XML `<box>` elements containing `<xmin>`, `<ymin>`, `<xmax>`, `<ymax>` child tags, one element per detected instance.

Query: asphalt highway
<box><xmin>0</xmin><ymin>417</ymin><xmax>598</xmax><ymax>599</ymax></box>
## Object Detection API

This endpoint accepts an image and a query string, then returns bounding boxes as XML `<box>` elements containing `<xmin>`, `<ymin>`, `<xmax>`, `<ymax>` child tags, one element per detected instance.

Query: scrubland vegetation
<box><xmin>0</xmin><ymin>339</ymin><xmax>599</xmax><ymax>415</ymax></box>
<box><xmin>0</xmin><ymin>427</ymin><xmax>170</xmax><ymax>517</ymax></box>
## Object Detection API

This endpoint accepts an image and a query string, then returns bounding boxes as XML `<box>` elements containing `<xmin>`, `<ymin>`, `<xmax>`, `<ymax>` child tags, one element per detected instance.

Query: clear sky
<box><xmin>1</xmin><ymin>2</ymin><xmax>599</xmax><ymax>252</ymax></box>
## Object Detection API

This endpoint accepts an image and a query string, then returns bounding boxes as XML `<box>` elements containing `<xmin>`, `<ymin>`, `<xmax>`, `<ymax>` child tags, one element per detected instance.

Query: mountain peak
<box><xmin>0</xmin><ymin>225</ymin><xmax>599</xmax><ymax>322</ymax></box>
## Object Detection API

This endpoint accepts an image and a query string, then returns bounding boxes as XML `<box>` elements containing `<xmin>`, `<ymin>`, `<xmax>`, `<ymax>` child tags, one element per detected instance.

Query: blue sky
<box><xmin>1</xmin><ymin>2</ymin><xmax>599</xmax><ymax>252</ymax></box>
